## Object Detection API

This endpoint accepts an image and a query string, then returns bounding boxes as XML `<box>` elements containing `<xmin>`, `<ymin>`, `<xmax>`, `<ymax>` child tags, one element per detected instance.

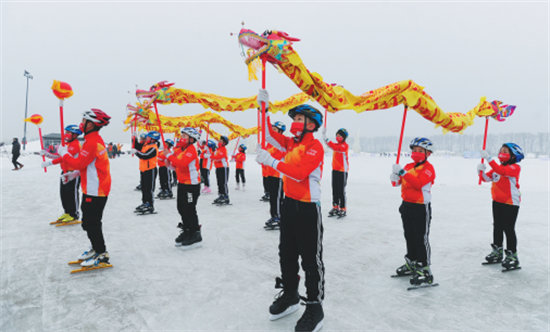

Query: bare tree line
<box><xmin>349</xmin><ymin>132</ymin><xmax>549</xmax><ymax>156</ymax></box>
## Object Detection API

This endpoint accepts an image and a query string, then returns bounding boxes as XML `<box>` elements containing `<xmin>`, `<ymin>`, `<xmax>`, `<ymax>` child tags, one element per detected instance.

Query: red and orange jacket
<box><xmin>157</xmin><ymin>150</ymin><xmax>167</xmax><ymax>167</ymax></box>
<box><xmin>481</xmin><ymin>160</ymin><xmax>521</xmax><ymax>206</ymax></box>
<box><xmin>266</xmin><ymin>121</ymin><xmax>324</xmax><ymax>203</ymax></box>
<box><xmin>326</xmin><ymin>140</ymin><xmax>349</xmax><ymax>172</ymax></box>
<box><xmin>167</xmin><ymin>144</ymin><xmax>200</xmax><ymax>185</ymax></box>
<box><xmin>62</xmin><ymin>131</ymin><xmax>111</xmax><ymax>197</ymax></box>
<box><xmin>234</xmin><ymin>152</ymin><xmax>246</xmax><ymax>170</ymax></box>
<box><xmin>52</xmin><ymin>139</ymin><xmax>81</xmax><ymax>171</ymax></box>
<box><xmin>211</xmin><ymin>145</ymin><xmax>228</xmax><ymax>168</ymax></box>
<box><xmin>201</xmin><ymin>147</ymin><xmax>214</xmax><ymax>170</ymax></box>
<box><xmin>395</xmin><ymin>161</ymin><xmax>436</xmax><ymax>204</ymax></box>
<box><xmin>266</xmin><ymin>145</ymin><xmax>286</xmax><ymax>178</ymax></box>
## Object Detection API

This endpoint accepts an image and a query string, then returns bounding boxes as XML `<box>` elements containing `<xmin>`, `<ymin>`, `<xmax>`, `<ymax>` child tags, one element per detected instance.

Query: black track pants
<box><xmin>200</xmin><ymin>168</ymin><xmax>210</xmax><ymax>187</ymax></box>
<box><xmin>492</xmin><ymin>200</ymin><xmax>520</xmax><ymax>253</ymax></box>
<box><xmin>177</xmin><ymin>184</ymin><xmax>201</xmax><ymax>232</ymax></box>
<box><xmin>158</xmin><ymin>166</ymin><xmax>172</xmax><ymax>193</ymax></box>
<box><xmin>279</xmin><ymin>197</ymin><xmax>325</xmax><ymax>302</ymax></box>
<box><xmin>263</xmin><ymin>176</ymin><xmax>270</xmax><ymax>194</ymax></box>
<box><xmin>140</xmin><ymin>168</ymin><xmax>157</xmax><ymax>205</ymax></box>
<box><xmin>236</xmin><ymin>168</ymin><xmax>246</xmax><ymax>184</ymax></box>
<box><xmin>332</xmin><ymin>170</ymin><xmax>348</xmax><ymax>208</ymax></box>
<box><xmin>60</xmin><ymin>174</ymin><xmax>80</xmax><ymax>219</ymax></box>
<box><xmin>12</xmin><ymin>154</ymin><xmax>22</xmax><ymax>168</ymax></box>
<box><xmin>400</xmin><ymin>201</ymin><xmax>432</xmax><ymax>266</ymax></box>
<box><xmin>268</xmin><ymin>176</ymin><xmax>283</xmax><ymax>219</ymax></box>
<box><xmin>81</xmin><ymin>194</ymin><xmax>108</xmax><ymax>254</ymax></box>
<box><xmin>215</xmin><ymin>167</ymin><xmax>229</xmax><ymax>196</ymax></box>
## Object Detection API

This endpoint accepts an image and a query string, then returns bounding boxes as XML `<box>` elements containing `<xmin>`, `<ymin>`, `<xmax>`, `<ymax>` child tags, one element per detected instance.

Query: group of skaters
<box><xmin>33</xmin><ymin>89</ymin><xmax>524</xmax><ymax>332</ymax></box>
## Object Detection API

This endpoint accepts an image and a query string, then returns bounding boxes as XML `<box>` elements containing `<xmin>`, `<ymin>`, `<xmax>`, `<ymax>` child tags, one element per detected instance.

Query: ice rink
<box><xmin>1</xmin><ymin>147</ymin><xmax>549</xmax><ymax>331</ymax></box>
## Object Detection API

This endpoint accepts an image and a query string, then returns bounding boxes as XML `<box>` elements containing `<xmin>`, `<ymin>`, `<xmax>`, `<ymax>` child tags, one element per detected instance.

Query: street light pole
<box><xmin>23</xmin><ymin>70</ymin><xmax>33</xmax><ymax>150</ymax></box>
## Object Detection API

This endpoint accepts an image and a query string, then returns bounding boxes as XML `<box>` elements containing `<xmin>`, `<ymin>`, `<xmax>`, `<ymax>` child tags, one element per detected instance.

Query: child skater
<box><xmin>234</xmin><ymin>143</ymin><xmax>247</xmax><ymax>190</ymax></box>
<box><xmin>165</xmin><ymin>127</ymin><xmax>202</xmax><ymax>249</ymax></box>
<box><xmin>41</xmin><ymin>124</ymin><xmax>82</xmax><ymax>224</ymax></box>
<box><xmin>210</xmin><ymin>136</ymin><xmax>230</xmax><ymax>205</ymax></box>
<box><xmin>322</xmin><ymin>127</ymin><xmax>350</xmax><ymax>218</ymax></box>
<box><xmin>57</xmin><ymin>109</ymin><xmax>112</xmax><ymax>268</ymax></box>
<box><xmin>390</xmin><ymin>137</ymin><xmax>436</xmax><ymax>287</ymax></box>
<box><xmin>264</xmin><ymin>121</ymin><xmax>287</xmax><ymax>230</ymax></box>
<box><xmin>131</xmin><ymin>131</ymin><xmax>160</xmax><ymax>214</ymax></box>
<box><xmin>478</xmin><ymin>143</ymin><xmax>523</xmax><ymax>271</ymax></box>
<box><xmin>157</xmin><ymin>139</ymin><xmax>174</xmax><ymax>199</ymax></box>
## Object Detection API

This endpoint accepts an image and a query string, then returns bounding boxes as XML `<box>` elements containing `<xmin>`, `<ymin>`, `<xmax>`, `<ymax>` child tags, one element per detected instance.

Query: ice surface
<box><xmin>1</xmin><ymin>149</ymin><xmax>548</xmax><ymax>331</ymax></box>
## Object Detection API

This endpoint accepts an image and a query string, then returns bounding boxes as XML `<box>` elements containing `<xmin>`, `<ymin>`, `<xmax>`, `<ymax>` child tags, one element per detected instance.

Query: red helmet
<box><xmin>82</xmin><ymin>108</ymin><xmax>111</xmax><ymax>127</ymax></box>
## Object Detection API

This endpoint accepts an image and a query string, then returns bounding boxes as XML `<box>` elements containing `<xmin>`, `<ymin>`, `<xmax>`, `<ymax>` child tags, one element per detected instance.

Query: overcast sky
<box><xmin>1</xmin><ymin>1</ymin><xmax>548</xmax><ymax>145</ymax></box>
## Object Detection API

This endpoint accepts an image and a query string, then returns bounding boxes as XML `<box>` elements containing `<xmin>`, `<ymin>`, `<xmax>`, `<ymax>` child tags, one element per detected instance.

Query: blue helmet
<box><xmin>139</xmin><ymin>133</ymin><xmax>147</xmax><ymax>139</ymax></box>
<box><xmin>239</xmin><ymin>144</ymin><xmax>247</xmax><ymax>151</ymax></box>
<box><xmin>409</xmin><ymin>137</ymin><xmax>433</xmax><ymax>152</ymax></box>
<box><xmin>147</xmin><ymin>131</ymin><xmax>161</xmax><ymax>141</ymax></box>
<box><xmin>273</xmin><ymin>121</ymin><xmax>286</xmax><ymax>132</ymax></box>
<box><xmin>165</xmin><ymin>139</ymin><xmax>174</xmax><ymax>147</ymax></box>
<box><xmin>65</xmin><ymin>125</ymin><xmax>82</xmax><ymax>135</ymax></box>
<box><xmin>502</xmin><ymin>143</ymin><xmax>524</xmax><ymax>163</ymax></box>
<box><xmin>207</xmin><ymin>140</ymin><xmax>216</xmax><ymax>149</ymax></box>
<box><xmin>336</xmin><ymin>128</ymin><xmax>348</xmax><ymax>139</ymax></box>
<box><xmin>288</xmin><ymin>105</ymin><xmax>323</xmax><ymax>131</ymax></box>
<box><xmin>219</xmin><ymin>136</ymin><xmax>229</xmax><ymax>145</ymax></box>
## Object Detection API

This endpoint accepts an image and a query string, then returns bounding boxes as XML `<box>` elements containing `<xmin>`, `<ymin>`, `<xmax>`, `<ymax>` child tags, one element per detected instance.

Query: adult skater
<box><xmin>131</xmin><ymin>131</ymin><xmax>160</xmax><ymax>214</ymax></box>
<box><xmin>210</xmin><ymin>136</ymin><xmax>230</xmax><ymax>205</ymax></box>
<box><xmin>234</xmin><ymin>143</ymin><xmax>247</xmax><ymax>190</ymax></box>
<box><xmin>165</xmin><ymin>127</ymin><xmax>202</xmax><ymax>248</ymax></box>
<box><xmin>199</xmin><ymin>140</ymin><xmax>215</xmax><ymax>193</ymax></box>
<box><xmin>157</xmin><ymin>139</ymin><xmax>174</xmax><ymax>199</ymax></box>
<box><xmin>256</xmin><ymin>89</ymin><xmax>325</xmax><ymax>332</ymax></box>
<box><xmin>11</xmin><ymin>138</ymin><xmax>24</xmax><ymax>170</ymax></box>
<box><xmin>134</xmin><ymin>133</ymin><xmax>147</xmax><ymax>191</ymax></box>
<box><xmin>322</xmin><ymin>128</ymin><xmax>350</xmax><ymax>218</ymax></box>
<box><xmin>57</xmin><ymin>108</ymin><xmax>112</xmax><ymax>267</ymax></box>
<box><xmin>478</xmin><ymin>143</ymin><xmax>523</xmax><ymax>271</ymax></box>
<box><xmin>264</xmin><ymin>121</ymin><xmax>287</xmax><ymax>230</ymax></box>
<box><xmin>41</xmin><ymin>124</ymin><xmax>83</xmax><ymax>223</ymax></box>
<box><xmin>390</xmin><ymin>137</ymin><xmax>436</xmax><ymax>287</ymax></box>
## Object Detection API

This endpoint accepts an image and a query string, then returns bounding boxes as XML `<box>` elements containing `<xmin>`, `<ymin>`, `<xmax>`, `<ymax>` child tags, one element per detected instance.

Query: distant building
<box><xmin>42</xmin><ymin>133</ymin><xmax>84</xmax><ymax>149</ymax></box>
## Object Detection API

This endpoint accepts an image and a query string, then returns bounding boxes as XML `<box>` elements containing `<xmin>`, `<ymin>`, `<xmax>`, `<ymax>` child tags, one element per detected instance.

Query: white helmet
<box><xmin>180</xmin><ymin>127</ymin><xmax>200</xmax><ymax>142</ymax></box>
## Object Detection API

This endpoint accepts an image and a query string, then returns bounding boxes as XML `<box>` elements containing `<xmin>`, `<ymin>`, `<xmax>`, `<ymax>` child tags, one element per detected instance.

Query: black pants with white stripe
<box><xmin>140</xmin><ymin>168</ymin><xmax>157</xmax><ymax>205</ymax></box>
<box><xmin>215</xmin><ymin>167</ymin><xmax>229</xmax><ymax>196</ymax></box>
<box><xmin>332</xmin><ymin>170</ymin><xmax>348</xmax><ymax>209</ymax></box>
<box><xmin>399</xmin><ymin>201</ymin><xmax>432</xmax><ymax>266</ymax></box>
<box><xmin>268</xmin><ymin>176</ymin><xmax>283</xmax><ymax>219</ymax></box>
<box><xmin>60</xmin><ymin>174</ymin><xmax>80</xmax><ymax>219</ymax></box>
<box><xmin>200</xmin><ymin>168</ymin><xmax>210</xmax><ymax>187</ymax></box>
<box><xmin>81</xmin><ymin>194</ymin><xmax>108</xmax><ymax>254</ymax></box>
<box><xmin>279</xmin><ymin>197</ymin><xmax>325</xmax><ymax>302</ymax></box>
<box><xmin>158</xmin><ymin>166</ymin><xmax>172</xmax><ymax>193</ymax></box>
<box><xmin>492</xmin><ymin>201</ymin><xmax>520</xmax><ymax>253</ymax></box>
<box><xmin>263</xmin><ymin>176</ymin><xmax>270</xmax><ymax>194</ymax></box>
<box><xmin>177</xmin><ymin>183</ymin><xmax>201</xmax><ymax>232</ymax></box>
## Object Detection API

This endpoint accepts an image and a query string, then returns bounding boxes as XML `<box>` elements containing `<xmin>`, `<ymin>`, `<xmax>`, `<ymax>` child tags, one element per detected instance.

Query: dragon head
<box><xmin>238</xmin><ymin>29</ymin><xmax>300</xmax><ymax>65</ymax></box>
<box><xmin>136</xmin><ymin>81</ymin><xmax>175</xmax><ymax>99</ymax></box>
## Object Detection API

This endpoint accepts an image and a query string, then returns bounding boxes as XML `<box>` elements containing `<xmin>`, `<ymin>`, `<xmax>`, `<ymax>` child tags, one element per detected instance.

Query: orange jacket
<box><xmin>481</xmin><ymin>160</ymin><xmax>521</xmax><ymax>206</ymax></box>
<box><xmin>62</xmin><ymin>131</ymin><xmax>111</xmax><ymax>197</ymax></box>
<box><xmin>52</xmin><ymin>139</ymin><xmax>81</xmax><ymax>171</ymax></box>
<box><xmin>200</xmin><ymin>147</ymin><xmax>214</xmax><ymax>170</ymax></box>
<box><xmin>157</xmin><ymin>150</ymin><xmax>167</xmax><ymax>167</ymax></box>
<box><xmin>326</xmin><ymin>140</ymin><xmax>349</xmax><ymax>172</ymax></box>
<box><xmin>266</xmin><ymin>145</ymin><xmax>286</xmax><ymax>178</ymax></box>
<box><xmin>266</xmin><ymin>124</ymin><xmax>324</xmax><ymax>203</ymax></box>
<box><xmin>137</xmin><ymin>142</ymin><xmax>158</xmax><ymax>171</ymax></box>
<box><xmin>396</xmin><ymin>161</ymin><xmax>436</xmax><ymax>204</ymax></box>
<box><xmin>211</xmin><ymin>145</ymin><xmax>228</xmax><ymax>168</ymax></box>
<box><xmin>235</xmin><ymin>152</ymin><xmax>246</xmax><ymax>169</ymax></box>
<box><xmin>167</xmin><ymin>144</ymin><xmax>200</xmax><ymax>185</ymax></box>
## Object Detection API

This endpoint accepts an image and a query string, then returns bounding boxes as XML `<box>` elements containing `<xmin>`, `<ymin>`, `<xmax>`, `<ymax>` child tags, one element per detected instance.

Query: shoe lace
<box><xmin>297</xmin><ymin>298</ymin><xmax>319</xmax><ymax>324</ymax></box>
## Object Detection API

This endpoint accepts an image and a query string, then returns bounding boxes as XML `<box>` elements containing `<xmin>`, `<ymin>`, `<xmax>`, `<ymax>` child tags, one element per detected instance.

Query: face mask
<box><xmin>79</xmin><ymin>123</ymin><xmax>85</xmax><ymax>133</ymax></box>
<box><xmin>498</xmin><ymin>153</ymin><xmax>510</xmax><ymax>163</ymax></box>
<box><xmin>336</xmin><ymin>136</ymin><xmax>344</xmax><ymax>143</ymax></box>
<box><xmin>290</xmin><ymin>122</ymin><xmax>305</xmax><ymax>137</ymax></box>
<box><xmin>177</xmin><ymin>138</ymin><xmax>188</xmax><ymax>148</ymax></box>
<box><xmin>411</xmin><ymin>151</ymin><xmax>426</xmax><ymax>163</ymax></box>
<box><xmin>218</xmin><ymin>142</ymin><xmax>224</xmax><ymax>148</ymax></box>
<box><xmin>64</xmin><ymin>133</ymin><xmax>73</xmax><ymax>143</ymax></box>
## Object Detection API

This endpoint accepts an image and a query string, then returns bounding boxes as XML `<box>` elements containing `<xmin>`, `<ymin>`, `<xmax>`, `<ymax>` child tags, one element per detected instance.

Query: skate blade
<box><xmin>135</xmin><ymin>211</ymin><xmax>157</xmax><ymax>215</ymax></box>
<box><xmin>502</xmin><ymin>267</ymin><xmax>522</xmax><ymax>273</ymax></box>
<box><xmin>391</xmin><ymin>273</ymin><xmax>412</xmax><ymax>278</ymax></box>
<box><xmin>214</xmin><ymin>203</ymin><xmax>232</xmax><ymax>206</ymax></box>
<box><xmin>264</xmin><ymin>226</ymin><xmax>280</xmax><ymax>231</ymax></box>
<box><xmin>482</xmin><ymin>261</ymin><xmax>502</xmax><ymax>265</ymax></box>
<box><xmin>177</xmin><ymin>243</ymin><xmax>203</xmax><ymax>251</ymax></box>
<box><xmin>55</xmin><ymin>221</ymin><xmax>82</xmax><ymax>227</ymax></box>
<box><xmin>407</xmin><ymin>283</ymin><xmax>439</xmax><ymax>291</ymax></box>
<box><xmin>68</xmin><ymin>260</ymin><xmax>84</xmax><ymax>265</ymax></box>
<box><xmin>50</xmin><ymin>220</ymin><xmax>63</xmax><ymax>225</ymax></box>
<box><xmin>70</xmin><ymin>263</ymin><xmax>113</xmax><ymax>274</ymax></box>
<box><xmin>337</xmin><ymin>215</ymin><xmax>347</xmax><ymax>219</ymax></box>
<box><xmin>269</xmin><ymin>303</ymin><xmax>300</xmax><ymax>321</ymax></box>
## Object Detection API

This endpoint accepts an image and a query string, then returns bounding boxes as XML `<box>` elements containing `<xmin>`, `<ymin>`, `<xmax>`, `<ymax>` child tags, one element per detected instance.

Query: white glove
<box><xmin>203</xmin><ymin>153</ymin><xmax>211</xmax><ymax>159</ymax></box>
<box><xmin>130</xmin><ymin>149</ymin><xmax>138</xmax><ymax>155</ymax></box>
<box><xmin>322</xmin><ymin>127</ymin><xmax>328</xmax><ymax>142</ymax></box>
<box><xmin>477</xmin><ymin>163</ymin><xmax>487</xmax><ymax>172</ymax></box>
<box><xmin>255</xmin><ymin>149</ymin><xmax>277</xmax><ymax>168</ymax></box>
<box><xmin>257</xmin><ymin>89</ymin><xmax>269</xmax><ymax>110</ymax></box>
<box><xmin>41</xmin><ymin>160</ymin><xmax>53</xmax><ymax>168</ymax></box>
<box><xmin>479</xmin><ymin>150</ymin><xmax>491</xmax><ymax>160</ymax></box>
<box><xmin>57</xmin><ymin>145</ymin><xmax>69</xmax><ymax>157</ymax></box>
<box><xmin>61</xmin><ymin>170</ymin><xmax>80</xmax><ymax>184</ymax></box>
<box><xmin>39</xmin><ymin>149</ymin><xmax>47</xmax><ymax>156</ymax></box>
<box><xmin>132</xmin><ymin>131</ymin><xmax>138</xmax><ymax>139</ymax></box>
<box><xmin>392</xmin><ymin>164</ymin><xmax>405</xmax><ymax>176</ymax></box>
<box><xmin>389</xmin><ymin>173</ymin><xmax>400</xmax><ymax>183</ymax></box>
<box><xmin>164</xmin><ymin>150</ymin><xmax>173</xmax><ymax>160</ymax></box>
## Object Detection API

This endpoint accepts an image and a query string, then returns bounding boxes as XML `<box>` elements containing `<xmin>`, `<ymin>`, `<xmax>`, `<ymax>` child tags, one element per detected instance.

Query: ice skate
<box><xmin>135</xmin><ymin>184</ymin><xmax>141</xmax><ymax>191</ymax></box>
<box><xmin>482</xmin><ymin>244</ymin><xmax>503</xmax><ymax>265</ymax></box>
<box><xmin>50</xmin><ymin>213</ymin><xmax>70</xmax><ymax>225</ymax></box>
<box><xmin>264</xmin><ymin>218</ymin><xmax>280</xmax><ymax>230</ymax></box>
<box><xmin>202</xmin><ymin>186</ymin><xmax>212</xmax><ymax>194</ymax></box>
<box><xmin>392</xmin><ymin>256</ymin><xmax>415</xmax><ymax>277</ymax></box>
<box><xmin>327</xmin><ymin>206</ymin><xmax>339</xmax><ymax>217</ymax></box>
<box><xmin>408</xmin><ymin>262</ymin><xmax>438</xmax><ymax>290</ymax></box>
<box><xmin>502</xmin><ymin>250</ymin><xmax>521</xmax><ymax>272</ymax></box>
<box><xmin>241</xmin><ymin>183</ymin><xmax>246</xmax><ymax>191</ymax></box>
<box><xmin>179</xmin><ymin>230</ymin><xmax>203</xmax><ymax>250</ymax></box>
<box><xmin>235</xmin><ymin>183</ymin><xmax>241</xmax><ymax>190</ymax></box>
<box><xmin>55</xmin><ymin>215</ymin><xmax>82</xmax><ymax>227</ymax></box>
<box><xmin>135</xmin><ymin>203</ymin><xmax>156</xmax><ymax>215</ymax></box>
<box><xmin>295</xmin><ymin>301</ymin><xmax>324</xmax><ymax>332</ymax></box>
<box><xmin>75</xmin><ymin>247</ymin><xmax>96</xmax><ymax>262</ymax></box>
<box><xmin>215</xmin><ymin>195</ymin><xmax>231</xmax><ymax>205</ymax></box>
<box><xmin>175</xmin><ymin>223</ymin><xmax>189</xmax><ymax>246</ymax></box>
<box><xmin>71</xmin><ymin>252</ymin><xmax>112</xmax><ymax>273</ymax></box>
<box><xmin>269</xmin><ymin>277</ymin><xmax>300</xmax><ymax>321</ymax></box>
<box><xmin>260</xmin><ymin>193</ymin><xmax>270</xmax><ymax>202</ymax></box>
<box><xmin>337</xmin><ymin>208</ymin><xmax>347</xmax><ymax>219</ymax></box>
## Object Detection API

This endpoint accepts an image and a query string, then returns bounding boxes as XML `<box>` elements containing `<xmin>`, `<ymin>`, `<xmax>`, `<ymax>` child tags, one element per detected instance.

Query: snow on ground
<box><xmin>1</xmin><ymin>149</ymin><xmax>549</xmax><ymax>331</ymax></box>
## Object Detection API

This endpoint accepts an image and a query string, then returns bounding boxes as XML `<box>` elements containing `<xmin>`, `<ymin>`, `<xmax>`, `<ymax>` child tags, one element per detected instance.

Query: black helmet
<box><xmin>219</xmin><ymin>136</ymin><xmax>229</xmax><ymax>145</ymax></box>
